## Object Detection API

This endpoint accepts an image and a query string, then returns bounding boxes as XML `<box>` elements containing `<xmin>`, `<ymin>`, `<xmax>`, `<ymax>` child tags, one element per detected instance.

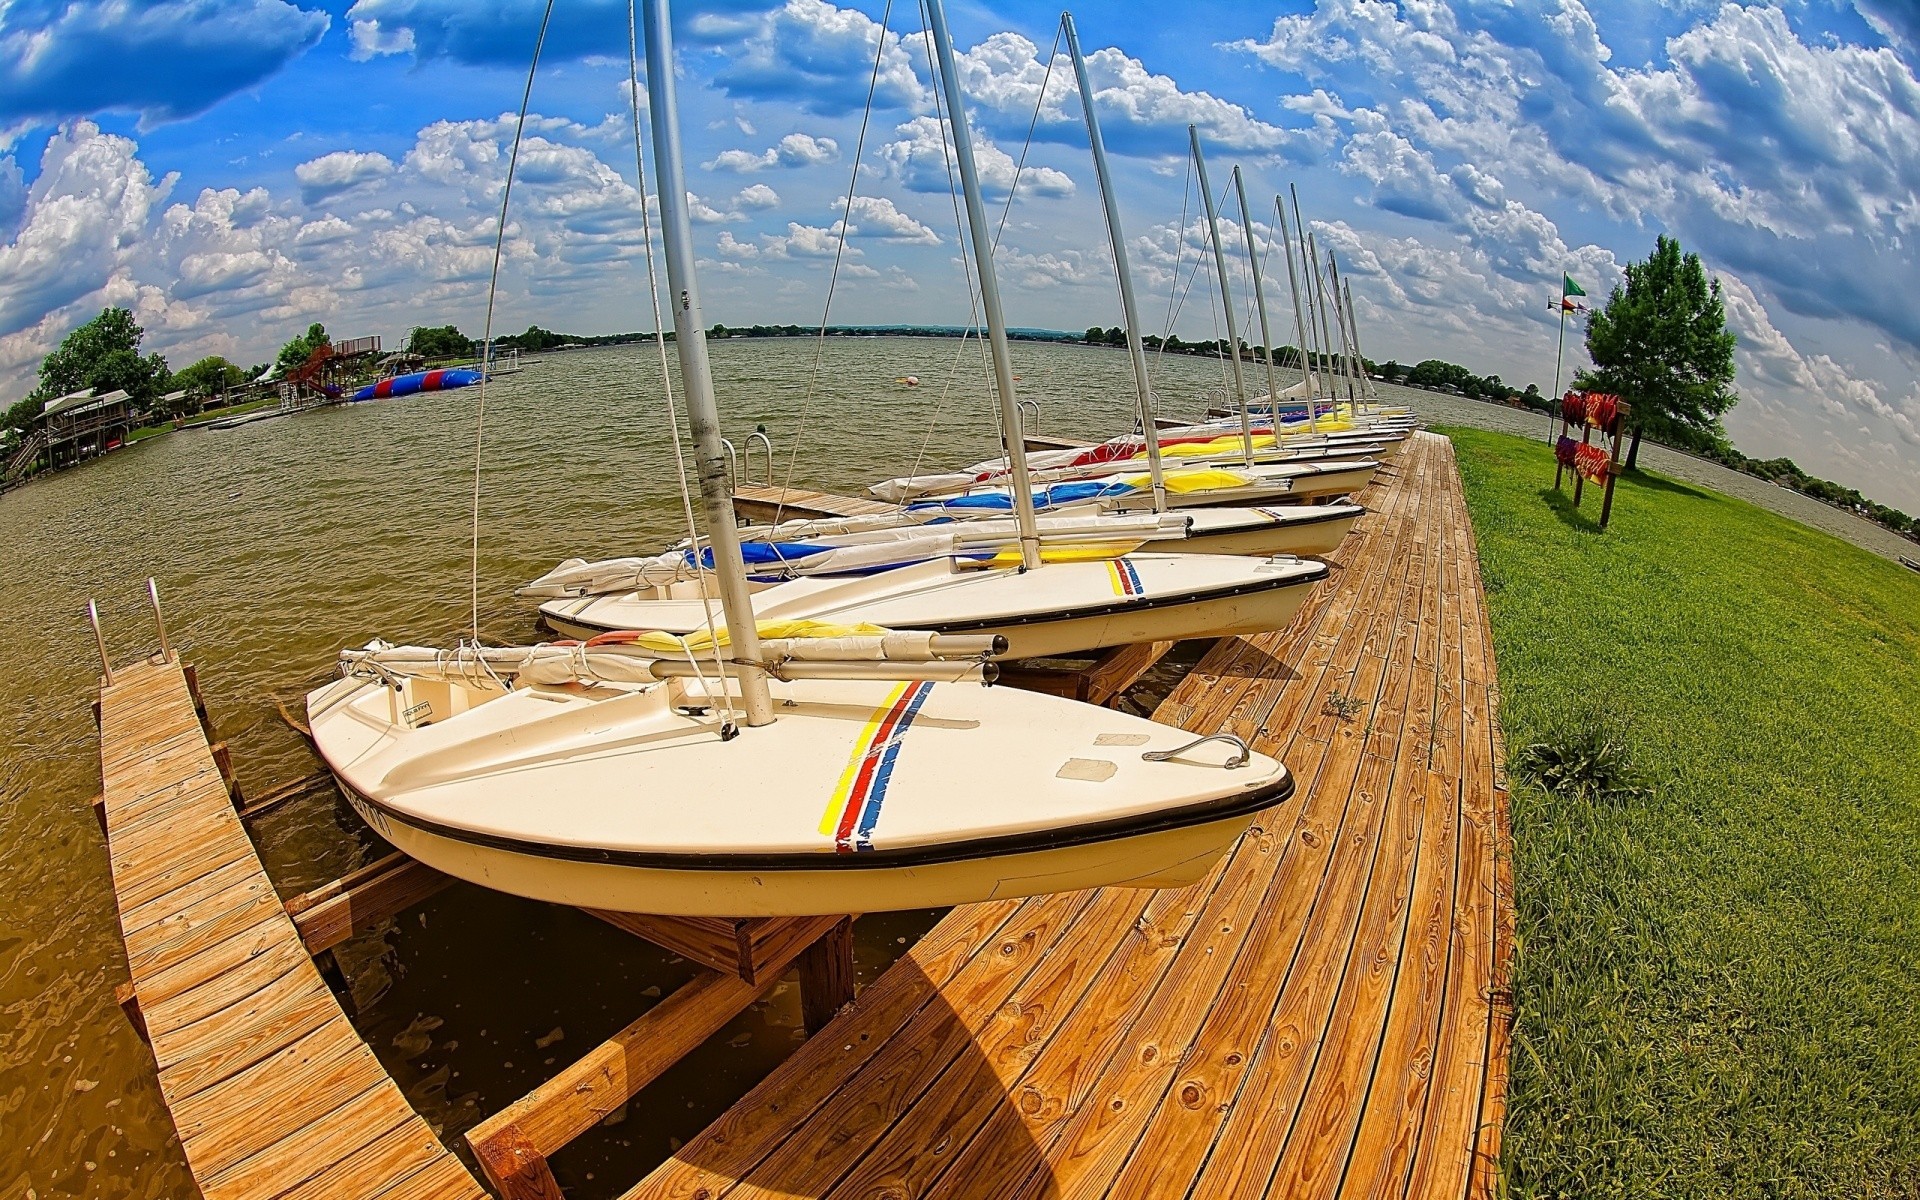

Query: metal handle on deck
<box><xmin>147</xmin><ymin>577</ymin><xmax>170</xmax><ymax>660</ymax></box>
<box><xmin>747</xmin><ymin>430</ymin><xmax>774</xmax><ymax>486</ymax></box>
<box><xmin>88</xmin><ymin>600</ymin><xmax>113</xmax><ymax>685</ymax></box>
<box><xmin>720</xmin><ymin>437</ymin><xmax>739</xmax><ymax>485</ymax></box>
<box><xmin>1142</xmin><ymin>732</ymin><xmax>1251</xmax><ymax>769</ymax></box>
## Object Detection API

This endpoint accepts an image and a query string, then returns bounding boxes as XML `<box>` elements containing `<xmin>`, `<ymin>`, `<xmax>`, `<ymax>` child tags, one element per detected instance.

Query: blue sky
<box><xmin>1</xmin><ymin>0</ymin><xmax>1916</xmax><ymax>509</ymax></box>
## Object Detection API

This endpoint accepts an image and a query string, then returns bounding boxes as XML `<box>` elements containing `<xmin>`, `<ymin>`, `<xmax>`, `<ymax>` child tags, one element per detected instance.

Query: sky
<box><xmin>1</xmin><ymin>0</ymin><xmax>1916</xmax><ymax>510</ymax></box>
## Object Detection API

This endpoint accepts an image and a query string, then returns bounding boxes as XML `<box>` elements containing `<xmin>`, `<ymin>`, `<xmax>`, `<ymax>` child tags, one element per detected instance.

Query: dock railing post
<box><xmin>88</xmin><ymin>600</ymin><xmax>114</xmax><ymax>686</ymax></box>
<box><xmin>146</xmin><ymin>577</ymin><xmax>171</xmax><ymax>662</ymax></box>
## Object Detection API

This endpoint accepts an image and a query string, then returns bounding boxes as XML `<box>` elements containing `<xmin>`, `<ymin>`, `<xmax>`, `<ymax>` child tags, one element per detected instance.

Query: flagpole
<box><xmin>1550</xmin><ymin>291</ymin><xmax>1568</xmax><ymax>444</ymax></box>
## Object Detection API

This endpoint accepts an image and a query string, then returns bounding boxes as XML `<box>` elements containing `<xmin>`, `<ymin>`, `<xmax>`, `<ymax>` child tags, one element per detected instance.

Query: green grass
<box><xmin>1443</xmin><ymin>426</ymin><xmax>1920</xmax><ymax>1199</ymax></box>
<box><xmin>180</xmin><ymin>396</ymin><xmax>277</xmax><ymax>427</ymax></box>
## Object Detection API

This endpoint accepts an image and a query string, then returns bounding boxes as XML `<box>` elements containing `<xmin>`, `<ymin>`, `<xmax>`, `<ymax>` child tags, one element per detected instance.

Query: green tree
<box><xmin>405</xmin><ymin>324</ymin><xmax>474</xmax><ymax>360</ymax></box>
<box><xmin>1583</xmin><ymin>234</ymin><xmax>1738</xmax><ymax>468</ymax></box>
<box><xmin>1084</xmin><ymin>326</ymin><xmax>1105</xmax><ymax>344</ymax></box>
<box><xmin>25</xmin><ymin>307</ymin><xmax>172</xmax><ymax>414</ymax></box>
<box><xmin>1105</xmin><ymin>326</ymin><xmax>1126</xmax><ymax>347</ymax></box>
<box><xmin>173</xmin><ymin>355</ymin><xmax>245</xmax><ymax>401</ymax></box>
<box><xmin>276</xmin><ymin>322</ymin><xmax>332</xmax><ymax>372</ymax></box>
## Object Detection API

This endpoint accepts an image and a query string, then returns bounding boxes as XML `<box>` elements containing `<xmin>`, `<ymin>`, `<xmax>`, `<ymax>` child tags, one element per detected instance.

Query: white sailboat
<box><xmin>304</xmin><ymin>0</ymin><xmax>1297</xmax><ymax>917</ymax></box>
<box><xmin>533</xmin><ymin>2</ymin><xmax>1333</xmax><ymax>657</ymax></box>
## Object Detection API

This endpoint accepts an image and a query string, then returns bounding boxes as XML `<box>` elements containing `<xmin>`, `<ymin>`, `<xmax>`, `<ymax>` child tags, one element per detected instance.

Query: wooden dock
<box><xmin>731</xmin><ymin>484</ymin><xmax>897</xmax><ymax>523</ymax></box>
<box><xmin>626</xmin><ymin>430</ymin><xmax>1513</xmax><ymax>1199</ymax></box>
<box><xmin>99</xmin><ymin>656</ymin><xmax>487</xmax><ymax>1200</ymax></box>
<box><xmin>94</xmin><ymin>428</ymin><xmax>1509</xmax><ymax>1199</ymax></box>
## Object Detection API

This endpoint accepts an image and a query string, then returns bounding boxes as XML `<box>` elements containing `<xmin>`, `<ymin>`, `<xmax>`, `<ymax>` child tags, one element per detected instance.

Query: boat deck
<box><xmin>626</xmin><ymin>430</ymin><xmax>1512</xmax><ymax>1198</ymax></box>
<box><xmin>98</xmin><ymin>657</ymin><xmax>486</xmax><ymax>1200</ymax></box>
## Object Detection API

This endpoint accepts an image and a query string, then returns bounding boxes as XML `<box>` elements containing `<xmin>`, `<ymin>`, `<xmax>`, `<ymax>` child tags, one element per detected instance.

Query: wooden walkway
<box><xmin>627</xmin><ymin>430</ymin><xmax>1513</xmax><ymax>1199</ymax></box>
<box><xmin>732</xmin><ymin>484</ymin><xmax>897</xmax><ymax>523</ymax></box>
<box><xmin>99</xmin><ymin>657</ymin><xmax>486</xmax><ymax>1200</ymax></box>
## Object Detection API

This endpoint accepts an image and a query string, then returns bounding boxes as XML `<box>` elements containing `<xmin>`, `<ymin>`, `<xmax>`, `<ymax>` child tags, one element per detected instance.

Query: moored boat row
<box><xmin>302</xmin><ymin>0</ymin><xmax>1420</xmax><ymax>920</ymax></box>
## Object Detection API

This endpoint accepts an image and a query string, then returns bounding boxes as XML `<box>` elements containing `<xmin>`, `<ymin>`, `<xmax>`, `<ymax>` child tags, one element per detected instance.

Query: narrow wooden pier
<box><xmin>626</xmin><ymin>430</ymin><xmax>1512</xmax><ymax>1199</ymax></box>
<box><xmin>732</xmin><ymin>483</ymin><xmax>897</xmax><ymax>523</ymax></box>
<box><xmin>98</xmin><ymin>657</ymin><xmax>486</xmax><ymax>1200</ymax></box>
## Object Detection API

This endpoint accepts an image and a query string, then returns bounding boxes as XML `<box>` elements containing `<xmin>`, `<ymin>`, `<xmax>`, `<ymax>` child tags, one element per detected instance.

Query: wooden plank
<box><xmin>1083</xmin><ymin>639</ymin><xmax>1179</xmax><ymax>707</ymax></box>
<box><xmin>798</xmin><ymin>917</ymin><xmax>856</xmax><ymax>1034</ymax></box>
<box><xmin>626</xmin><ymin>431</ymin><xmax>1511</xmax><ymax>1200</ymax></box>
<box><xmin>470</xmin><ymin>969</ymin><xmax>768</xmax><ymax>1161</ymax></box>
<box><xmin>626</xmin><ymin>899</ymin><xmax>1030</xmax><ymax>1200</ymax></box>
<box><xmin>731</xmin><ymin>485</ymin><xmax>895</xmax><ymax>523</ymax></box>
<box><xmin>586</xmin><ymin>910</ymin><xmax>755</xmax><ymax>977</ymax></box>
<box><xmin>626</xmin><ymin>893</ymin><xmax>1092</xmax><ymax>1200</ymax></box>
<box><xmin>285</xmin><ymin>856</ymin><xmax>455</xmax><ymax>956</ymax></box>
<box><xmin>97</xmin><ymin>655</ymin><xmax>487</xmax><ymax>1200</ymax></box>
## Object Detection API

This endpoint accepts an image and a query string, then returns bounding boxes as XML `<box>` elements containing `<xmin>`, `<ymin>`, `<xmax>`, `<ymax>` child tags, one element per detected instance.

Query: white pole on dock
<box><xmin>1190</xmin><ymin>127</ymin><xmax>1255</xmax><ymax>467</ymax></box>
<box><xmin>1336</xmin><ymin>253</ymin><xmax>1367</xmax><ymax>416</ymax></box>
<box><xmin>1063</xmin><ymin>11</ymin><xmax>1165</xmax><ymax>512</ymax></box>
<box><xmin>1290</xmin><ymin>185</ymin><xmax>1332</xmax><ymax>423</ymax></box>
<box><xmin>926</xmin><ymin>0</ymin><xmax>1042</xmax><ymax>569</ymax></box>
<box><xmin>1231</xmin><ymin>165</ymin><xmax>1281</xmax><ymax>429</ymax></box>
<box><xmin>1274</xmin><ymin>193</ymin><xmax>1318</xmax><ymax>433</ymax></box>
<box><xmin>643</xmin><ymin>0</ymin><xmax>775</xmax><ymax>727</ymax></box>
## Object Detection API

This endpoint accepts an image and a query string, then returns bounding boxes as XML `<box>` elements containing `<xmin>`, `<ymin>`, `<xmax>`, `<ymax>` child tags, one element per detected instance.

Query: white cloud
<box><xmin>293</xmin><ymin>150</ymin><xmax>395</xmax><ymax>203</ymax></box>
<box><xmin>348</xmin><ymin>17</ymin><xmax>416</xmax><ymax>60</ymax></box>
<box><xmin>838</xmin><ymin>195</ymin><xmax>938</xmax><ymax>244</ymax></box>
<box><xmin>734</xmin><ymin>183</ymin><xmax>780</xmax><ymax>211</ymax></box>
<box><xmin>705</xmin><ymin>132</ymin><xmax>841</xmax><ymax>172</ymax></box>
<box><xmin>955</xmin><ymin>32</ymin><xmax>1295</xmax><ymax>156</ymax></box>
<box><xmin>711</xmin><ymin>0</ymin><xmax>925</xmax><ymax>116</ymax></box>
<box><xmin>881</xmin><ymin>116</ymin><xmax>1074</xmax><ymax>199</ymax></box>
<box><xmin>0</xmin><ymin>122</ymin><xmax>173</xmax><ymax>340</ymax></box>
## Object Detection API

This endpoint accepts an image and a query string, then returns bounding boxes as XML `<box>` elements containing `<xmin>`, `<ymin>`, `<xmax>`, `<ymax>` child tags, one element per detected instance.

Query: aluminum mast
<box><xmin>642</xmin><ymin>0</ymin><xmax>774</xmax><ymax>726</ymax></box>
<box><xmin>1189</xmin><ymin>127</ymin><xmax>1254</xmax><ymax>466</ymax></box>
<box><xmin>1231</xmin><ymin>165</ymin><xmax>1281</xmax><ymax>430</ymax></box>
<box><xmin>925</xmin><ymin>0</ymin><xmax>1042</xmax><ymax>569</ymax></box>
<box><xmin>1063</xmin><ymin>11</ymin><xmax>1165</xmax><ymax>511</ymax></box>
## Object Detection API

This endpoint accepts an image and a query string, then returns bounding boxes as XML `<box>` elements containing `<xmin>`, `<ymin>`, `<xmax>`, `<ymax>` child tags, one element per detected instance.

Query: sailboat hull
<box><xmin>333</xmin><ymin>778</ymin><xmax>1269</xmax><ymax>915</ymax></box>
<box><xmin>307</xmin><ymin>671</ymin><xmax>1294</xmax><ymax>916</ymax></box>
<box><xmin>539</xmin><ymin>554</ymin><xmax>1327</xmax><ymax>659</ymax></box>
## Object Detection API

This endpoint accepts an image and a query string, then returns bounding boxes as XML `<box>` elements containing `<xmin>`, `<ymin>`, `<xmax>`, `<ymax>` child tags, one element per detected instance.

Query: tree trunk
<box><xmin>1626</xmin><ymin>423</ymin><xmax>1644</xmax><ymax>470</ymax></box>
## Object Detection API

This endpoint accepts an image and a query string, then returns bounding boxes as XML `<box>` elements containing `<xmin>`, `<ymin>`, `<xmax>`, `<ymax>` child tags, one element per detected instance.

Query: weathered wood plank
<box><xmin>98</xmin><ymin>655</ymin><xmax>486</xmax><ymax>1200</ymax></box>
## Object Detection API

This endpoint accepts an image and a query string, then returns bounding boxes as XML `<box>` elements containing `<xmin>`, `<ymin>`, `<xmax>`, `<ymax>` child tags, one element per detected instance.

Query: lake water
<box><xmin>0</xmin><ymin>335</ymin><xmax>1278</xmax><ymax>1199</ymax></box>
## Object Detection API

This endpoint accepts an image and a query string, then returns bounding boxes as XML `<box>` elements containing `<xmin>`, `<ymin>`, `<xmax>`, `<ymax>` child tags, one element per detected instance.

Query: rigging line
<box><xmin>627</xmin><ymin>0</ymin><xmax>736</xmax><ymax>716</ymax></box>
<box><xmin>775</xmin><ymin>0</ymin><xmax>897</xmax><ymax>525</ymax></box>
<box><xmin>992</xmin><ymin>22</ymin><xmax>1064</xmax><ymax>251</ymax></box>
<box><xmin>914</xmin><ymin>0</ymin><xmax>1003</xmax><ymax>479</ymax></box>
<box><xmin>1151</xmin><ymin>152</ymin><xmax>1194</xmax><ymax>402</ymax></box>
<box><xmin>470</xmin><ymin>0</ymin><xmax>556</xmax><ymax>645</ymax></box>
<box><xmin>903</xmin><ymin>4</ymin><xmax>989</xmax><ymax>489</ymax></box>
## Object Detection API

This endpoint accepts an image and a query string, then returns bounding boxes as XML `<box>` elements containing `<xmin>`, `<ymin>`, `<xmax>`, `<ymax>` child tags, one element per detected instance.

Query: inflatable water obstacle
<box><xmin>350</xmin><ymin>368</ymin><xmax>484</xmax><ymax>402</ymax></box>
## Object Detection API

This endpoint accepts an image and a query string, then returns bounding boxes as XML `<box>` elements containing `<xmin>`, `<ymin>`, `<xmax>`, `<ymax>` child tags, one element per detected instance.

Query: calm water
<box><xmin>0</xmin><ymin>336</ymin><xmax>1262</xmax><ymax>1198</ymax></box>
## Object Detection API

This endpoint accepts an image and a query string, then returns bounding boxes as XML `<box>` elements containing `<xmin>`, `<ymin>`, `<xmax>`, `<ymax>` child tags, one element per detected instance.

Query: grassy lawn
<box><xmin>1444</xmin><ymin>426</ymin><xmax>1920</xmax><ymax>1198</ymax></box>
<box><xmin>180</xmin><ymin>396</ymin><xmax>278</xmax><ymax>427</ymax></box>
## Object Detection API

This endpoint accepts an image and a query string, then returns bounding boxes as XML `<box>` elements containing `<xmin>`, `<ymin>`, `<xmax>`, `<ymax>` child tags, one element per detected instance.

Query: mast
<box><xmin>1338</xmin><ymin>273</ymin><xmax>1371</xmax><ymax>410</ymax></box>
<box><xmin>1189</xmin><ymin>126</ymin><xmax>1254</xmax><ymax>466</ymax></box>
<box><xmin>642</xmin><ymin>0</ymin><xmax>775</xmax><ymax>727</ymax></box>
<box><xmin>925</xmin><ymin>0</ymin><xmax>1041</xmax><ymax>569</ymax></box>
<box><xmin>1344</xmin><ymin>276</ymin><xmax>1379</xmax><ymax>405</ymax></box>
<box><xmin>1290</xmin><ymin>185</ymin><xmax>1331</xmax><ymax>421</ymax></box>
<box><xmin>1326</xmin><ymin>252</ymin><xmax>1362</xmax><ymax>412</ymax></box>
<box><xmin>1273</xmin><ymin>193</ymin><xmax>1317</xmax><ymax>433</ymax></box>
<box><xmin>1230</xmin><ymin>166</ymin><xmax>1280</xmax><ymax>428</ymax></box>
<box><xmin>1063</xmin><ymin>11</ymin><xmax>1164</xmax><ymax>511</ymax></box>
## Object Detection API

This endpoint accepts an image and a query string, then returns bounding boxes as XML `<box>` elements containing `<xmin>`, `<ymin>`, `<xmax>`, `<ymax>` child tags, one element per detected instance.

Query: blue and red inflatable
<box><xmin>350</xmin><ymin>368</ymin><xmax>483</xmax><ymax>402</ymax></box>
